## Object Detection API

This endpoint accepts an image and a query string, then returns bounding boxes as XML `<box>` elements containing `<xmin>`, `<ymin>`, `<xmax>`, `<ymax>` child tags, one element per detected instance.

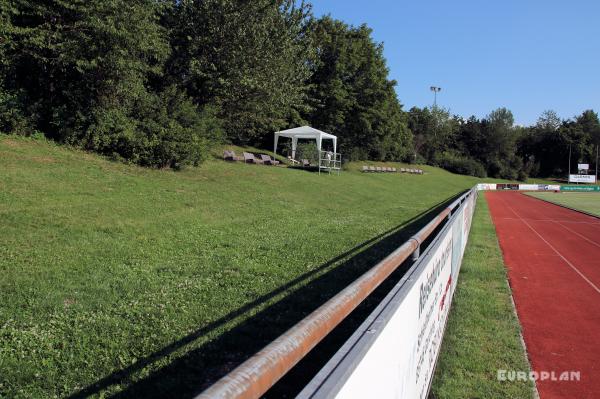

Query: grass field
<box><xmin>431</xmin><ymin>196</ymin><xmax>535</xmax><ymax>399</ymax></box>
<box><xmin>527</xmin><ymin>191</ymin><xmax>600</xmax><ymax>216</ymax></box>
<box><xmin>0</xmin><ymin>135</ymin><xmax>492</xmax><ymax>398</ymax></box>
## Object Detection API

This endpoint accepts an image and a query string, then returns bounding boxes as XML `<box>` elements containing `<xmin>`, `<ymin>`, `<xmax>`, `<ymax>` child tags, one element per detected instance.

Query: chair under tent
<box><xmin>273</xmin><ymin>126</ymin><xmax>342</xmax><ymax>175</ymax></box>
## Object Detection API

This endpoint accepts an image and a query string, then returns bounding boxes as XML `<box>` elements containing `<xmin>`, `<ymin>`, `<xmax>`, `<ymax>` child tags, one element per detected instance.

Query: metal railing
<box><xmin>197</xmin><ymin>190</ymin><xmax>475</xmax><ymax>399</ymax></box>
<box><xmin>318</xmin><ymin>151</ymin><xmax>341</xmax><ymax>175</ymax></box>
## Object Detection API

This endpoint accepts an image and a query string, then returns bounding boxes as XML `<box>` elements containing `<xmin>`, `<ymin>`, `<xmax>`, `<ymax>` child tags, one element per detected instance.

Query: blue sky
<box><xmin>310</xmin><ymin>0</ymin><xmax>600</xmax><ymax>126</ymax></box>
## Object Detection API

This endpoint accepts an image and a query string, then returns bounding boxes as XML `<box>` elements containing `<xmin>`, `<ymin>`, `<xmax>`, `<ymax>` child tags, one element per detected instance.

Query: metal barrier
<box><xmin>318</xmin><ymin>151</ymin><xmax>341</xmax><ymax>175</ymax></box>
<box><xmin>197</xmin><ymin>189</ymin><xmax>476</xmax><ymax>399</ymax></box>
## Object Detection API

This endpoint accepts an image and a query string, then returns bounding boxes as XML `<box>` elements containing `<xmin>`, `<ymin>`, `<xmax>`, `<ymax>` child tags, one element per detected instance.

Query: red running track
<box><xmin>486</xmin><ymin>191</ymin><xmax>600</xmax><ymax>399</ymax></box>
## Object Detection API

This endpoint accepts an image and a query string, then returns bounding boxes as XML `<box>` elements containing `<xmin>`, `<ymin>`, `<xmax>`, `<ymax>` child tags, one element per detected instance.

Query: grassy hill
<box><xmin>1</xmin><ymin>135</ymin><xmax>489</xmax><ymax>398</ymax></box>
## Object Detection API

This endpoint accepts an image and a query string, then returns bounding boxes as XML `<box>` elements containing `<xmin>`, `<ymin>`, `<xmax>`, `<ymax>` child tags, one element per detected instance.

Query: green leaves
<box><xmin>2</xmin><ymin>0</ymin><xmax>221</xmax><ymax>167</ymax></box>
<box><xmin>307</xmin><ymin>17</ymin><xmax>411</xmax><ymax>161</ymax></box>
<box><xmin>167</xmin><ymin>0</ymin><xmax>314</xmax><ymax>144</ymax></box>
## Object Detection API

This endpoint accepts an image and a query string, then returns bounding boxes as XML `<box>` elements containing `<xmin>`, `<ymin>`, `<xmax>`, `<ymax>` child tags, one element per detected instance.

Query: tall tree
<box><xmin>520</xmin><ymin>110</ymin><xmax>566</xmax><ymax>177</ymax></box>
<box><xmin>307</xmin><ymin>17</ymin><xmax>412</xmax><ymax>161</ymax></box>
<box><xmin>536</xmin><ymin>110</ymin><xmax>561</xmax><ymax>131</ymax></box>
<box><xmin>407</xmin><ymin>106</ymin><xmax>459</xmax><ymax>163</ymax></box>
<box><xmin>0</xmin><ymin>1</ymin><xmax>29</xmax><ymax>134</ymax></box>
<box><xmin>8</xmin><ymin>0</ymin><xmax>169</xmax><ymax>139</ymax></box>
<box><xmin>481</xmin><ymin>107</ymin><xmax>524</xmax><ymax>179</ymax></box>
<box><xmin>4</xmin><ymin>0</ymin><xmax>218</xmax><ymax>167</ymax></box>
<box><xmin>166</xmin><ymin>0</ymin><xmax>314</xmax><ymax>144</ymax></box>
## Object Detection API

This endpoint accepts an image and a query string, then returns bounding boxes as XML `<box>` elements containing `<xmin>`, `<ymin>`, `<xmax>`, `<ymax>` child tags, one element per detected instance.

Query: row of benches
<box><xmin>224</xmin><ymin>150</ymin><xmax>281</xmax><ymax>165</ymax></box>
<box><xmin>362</xmin><ymin>165</ymin><xmax>424</xmax><ymax>174</ymax></box>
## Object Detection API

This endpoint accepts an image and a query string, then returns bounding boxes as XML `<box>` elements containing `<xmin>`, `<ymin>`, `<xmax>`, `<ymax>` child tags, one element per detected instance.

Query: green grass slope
<box><xmin>0</xmin><ymin>135</ymin><xmax>489</xmax><ymax>398</ymax></box>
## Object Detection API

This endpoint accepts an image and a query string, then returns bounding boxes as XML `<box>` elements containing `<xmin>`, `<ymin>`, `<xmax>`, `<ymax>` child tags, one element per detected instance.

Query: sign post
<box><xmin>568</xmin><ymin>162</ymin><xmax>596</xmax><ymax>184</ymax></box>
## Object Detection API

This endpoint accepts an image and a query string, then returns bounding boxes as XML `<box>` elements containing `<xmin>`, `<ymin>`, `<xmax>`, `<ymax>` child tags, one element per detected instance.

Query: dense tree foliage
<box><xmin>1</xmin><ymin>1</ymin><xmax>598</xmax><ymax>175</ymax></box>
<box><xmin>307</xmin><ymin>17</ymin><xmax>411</xmax><ymax>161</ymax></box>
<box><xmin>408</xmin><ymin>106</ymin><xmax>459</xmax><ymax>163</ymax></box>
<box><xmin>2</xmin><ymin>0</ymin><xmax>220</xmax><ymax>167</ymax></box>
<box><xmin>408</xmin><ymin>106</ymin><xmax>600</xmax><ymax>180</ymax></box>
<box><xmin>521</xmin><ymin>109</ymin><xmax>600</xmax><ymax>177</ymax></box>
<box><xmin>165</xmin><ymin>0</ymin><xmax>314</xmax><ymax>144</ymax></box>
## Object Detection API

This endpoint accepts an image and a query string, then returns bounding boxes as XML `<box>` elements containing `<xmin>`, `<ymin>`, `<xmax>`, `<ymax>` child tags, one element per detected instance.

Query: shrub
<box><xmin>295</xmin><ymin>141</ymin><xmax>319</xmax><ymax>164</ymax></box>
<box><xmin>435</xmin><ymin>151</ymin><xmax>487</xmax><ymax>178</ymax></box>
<box><xmin>0</xmin><ymin>90</ymin><xmax>32</xmax><ymax>135</ymax></box>
<box><xmin>87</xmin><ymin>87</ymin><xmax>223</xmax><ymax>169</ymax></box>
<box><xmin>346</xmin><ymin>146</ymin><xmax>370</xmax><ymax>162</ymax></box>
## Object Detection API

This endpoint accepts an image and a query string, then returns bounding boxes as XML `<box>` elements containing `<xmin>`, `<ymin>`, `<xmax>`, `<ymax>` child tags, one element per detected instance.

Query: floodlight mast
<box><xmin>430</xmin><ymin>86</ymin><xmax>442</xmax><ymax>139</ymax></box>
<box><xmin>430</xmin><ymin>86</ymin><xmax>442</xmax><ymax>108</ymax></box>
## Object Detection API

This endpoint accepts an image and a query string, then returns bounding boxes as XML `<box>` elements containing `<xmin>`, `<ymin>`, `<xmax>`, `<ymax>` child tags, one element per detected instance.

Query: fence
<box><xmin>477</xmin><ymin>183</ymin><xmax>561</xmax><ymax>191</ymax></box>
<box><xmin>197</xmin><ymin>189</ymin><xmax>478</xmax><ymax>399</ymax></box>
<box><xmin>318</xmin><ymin>151</ymin><xmax>342</xmax><ymax>175</ymax></box>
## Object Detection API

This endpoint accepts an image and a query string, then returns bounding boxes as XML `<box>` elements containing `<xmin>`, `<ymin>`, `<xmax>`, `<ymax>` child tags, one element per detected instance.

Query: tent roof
<box><xmin>275</xmin><ymin>126</ymin><xmax>336</xmax><ymax>140</ymax></box>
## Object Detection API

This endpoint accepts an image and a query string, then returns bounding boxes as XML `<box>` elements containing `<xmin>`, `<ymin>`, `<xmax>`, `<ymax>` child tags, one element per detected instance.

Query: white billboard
<box><xmin>569</xmin><ymin>174</ymin><xmax>596</xmax><ymax>183</ymax></box>
<box><xmin>476</xmin><ymin>183</ymin><xmax>496</xmax><ymax>190</ymax></box>
<box><xmin>578</xmin><ymin>164</ymin><xmax>589</xmax><ymax>171</ymax></box>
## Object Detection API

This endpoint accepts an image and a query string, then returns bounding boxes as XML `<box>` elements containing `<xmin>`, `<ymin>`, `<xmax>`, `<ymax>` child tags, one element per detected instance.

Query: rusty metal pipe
<box><xmin>196</xmin><ymin>192</ymin><xmax>471</xmax><ymax>399</ymax></box>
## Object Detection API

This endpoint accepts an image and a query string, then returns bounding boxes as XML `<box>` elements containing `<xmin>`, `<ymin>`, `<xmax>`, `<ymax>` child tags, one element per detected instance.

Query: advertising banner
<box><xmin>561</xmin><ymin>185</ymin><xmax>600</xmax><ymax>192</ymax></box>
<box><xmin>568</xmin><ymin>174</ymin><xmax>596</xmax><ymax>183</ymax></box>
<box><xmin>518</xmin><ymin>184</ymin><xmax>539</xmax><ymax>191</ymax></box>
<box><xmin>496</xmin><ymin>183</ymin><xmax>520</xmax><ymax>190</ymax></box>
<box><xmin>298</xmin><ymin>191</ymin><xmax>477</xmax><ymax>399</ymax></box>
<box><xmin>476</xmin><ymin>183</ymin><xmax>496</xmax><ymax>190</ymax></box>
<box><xmin>537</xmin><ymin>184</ymin><xmax>560</xmax><ymax>191</ymax></box>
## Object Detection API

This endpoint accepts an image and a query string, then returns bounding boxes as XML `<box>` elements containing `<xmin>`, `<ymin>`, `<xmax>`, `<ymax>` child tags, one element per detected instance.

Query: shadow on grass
<box><xmin>68</xmin><ymin>193</ymin><xmax>463</xmax><ymax>399</ymax></box>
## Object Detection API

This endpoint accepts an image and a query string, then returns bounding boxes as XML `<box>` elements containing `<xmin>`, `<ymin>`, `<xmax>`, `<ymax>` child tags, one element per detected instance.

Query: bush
<box><xmin>346</xmin><ymin>146</ymin><xmax>370</xmax><ymax>162</ymax></box>
<box><xmin>0</xmin><ymin>90</ymin><xmax>33</xmax><ymax>135</ymax></box>
<box><xmin>87</xmin><ymin>87</ymin><xmax>223</xmax><ymax>169</ymax></box>
<box><xmin>295</xmin><ymin>141</ymin><xmax>319</xmax><ymax>164</ymax></box>
<box><xmin>436</xmin><ymin>151</ymin><xmax>487</xmax><ymax>178</ymax></box>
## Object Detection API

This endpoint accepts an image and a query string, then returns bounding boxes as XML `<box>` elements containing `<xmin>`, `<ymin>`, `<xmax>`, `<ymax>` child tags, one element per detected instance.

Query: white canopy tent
<box><xmin>273</xmin><ymin>126</ymin><xmax>337</xmax><ymax>159</ymax></box>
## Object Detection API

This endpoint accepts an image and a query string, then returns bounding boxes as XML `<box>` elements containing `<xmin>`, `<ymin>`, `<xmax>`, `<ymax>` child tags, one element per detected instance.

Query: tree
<box><xmin>4</xmin><ymin>0</ymin><xmax>218</xmax><ymax>167</ymax></box>
<box><xmin>407</xmin><ymin>106</ymin><xmax>458</xmax><ymax>163</ymax></box>
<box><xmin>165</xmin><ymin>0</ymin><xmax>314</xmax><ymax>144</ymax></box>
<box><xmin>307</xmin><ymin>17</ymin><xmax>412</xmax><ymax>161</ymax></box>
<box><xmin>562</xmin><ymin>110</ymin><xmax>600</xmax><ymax>172</ymax></box>
<box><xmin>481</xmin><ymin>108</ymin><xmax>525</xmax><ymax>179</ymax></box>
<box><xmin>520</xmin><ymin>110</ymin><xmax>565</xmax><ymax>177</ymax></box>
<box><xmin>536</xmin><ymin>110</ymin><xmax>561</xmax><ymax>131</ymax></box>
<box><xmin>0</xmin><ymin>1</ymin><xmax>30</xmax><ymax>134</ymax></box>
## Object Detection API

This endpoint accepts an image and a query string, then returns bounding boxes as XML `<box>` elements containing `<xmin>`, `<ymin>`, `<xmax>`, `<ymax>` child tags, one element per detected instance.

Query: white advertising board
<box><xmin>477</xmin><ymin>183</ymin><xmax>560</xmax><ymax>191</ymax></box>
<box><xmin>476</xmin><ymin>183</ymin><xmax>496</xmax><ymax>190</ymax></box>
<box><xmin>578</xmin><ymin>163</ymin><xmax>589</xmax><ymax>170</ymax></box>
<box><xmin>298</xmin><ymin>191</ymin><xmax>477</xmax><ymax>399</ymax></box>
<box><xmin>333</xmin><ymin>233</ymin><xmax>453</xmax><ymax>399</ymax></box>
<box><xmin>569</xmin><ymin>174</ymin><xmax>596</xmax><ymax>183</ymax></box>
<box><xmin>518</xmin><ymin>184</ymin><xmax>539</xmax><ymax>191</ymax></box>
<box><xmin>538</xmin><ymin>184</ymin><xmax>561</xmax><ymax>191</ymax></box>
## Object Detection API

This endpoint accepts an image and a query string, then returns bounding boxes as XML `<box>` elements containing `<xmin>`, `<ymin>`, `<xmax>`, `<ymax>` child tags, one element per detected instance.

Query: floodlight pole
<box><xmin>568</xmin><ymin>144</ymin><xmax>572</xmax><ymax>183</ymax></box>
<box><xmin>430</xmin><ymin>86</ymin><xmax>442</xmax><ymax>140</ymax></box>
<box><xmin>596</xmin><ymin>144</ymin><xmax>598</xmax><ymax>184</ymax></box>
<box><xmin>430</xmin><ymin>86</ymin><xmax>441</xmax><ymax>108</ymax></box>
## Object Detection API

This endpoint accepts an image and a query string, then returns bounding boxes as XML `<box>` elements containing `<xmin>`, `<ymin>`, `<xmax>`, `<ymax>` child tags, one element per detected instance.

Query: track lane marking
<box><xmin>497</xmin><ymin>217</ymin><xmax>600</xmax><ymax>225</ymax></box>
<box><xmin>552</xmin><ymin>220</ymin><xmax>600</xmax><ymax>249</ymax></box>
<box><xmin>498</xmin><ymin>195</ymin><xmax>600</xmax><ymax>295</ymax></box>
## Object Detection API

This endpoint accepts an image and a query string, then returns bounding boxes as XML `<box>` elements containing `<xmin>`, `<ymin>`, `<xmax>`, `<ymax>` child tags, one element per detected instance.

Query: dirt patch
<box><xmin>31</xmin><ymin>156</ymin><xmax>56</xmax><ymax>163</ymax></box>
<box><xmin>1</xmin><ymin>138</ymin><xmax>25</xmax><ymax>149</ymax></box>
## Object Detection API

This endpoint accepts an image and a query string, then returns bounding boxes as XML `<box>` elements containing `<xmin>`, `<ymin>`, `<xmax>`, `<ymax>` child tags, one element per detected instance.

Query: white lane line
<box><xmin>552</xmin><ymin>221</ymin><xmax>600</xmax><ymax>249</ymax></box>
<box><xmin>498</xmin><ymin>217</ymin><xmax>600</xmax><ymax>225</ymax></box>
<box><xmin>497</xmin><ymin>195</ymin><xmax>600</xmax><ymax>295</ymax></box>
